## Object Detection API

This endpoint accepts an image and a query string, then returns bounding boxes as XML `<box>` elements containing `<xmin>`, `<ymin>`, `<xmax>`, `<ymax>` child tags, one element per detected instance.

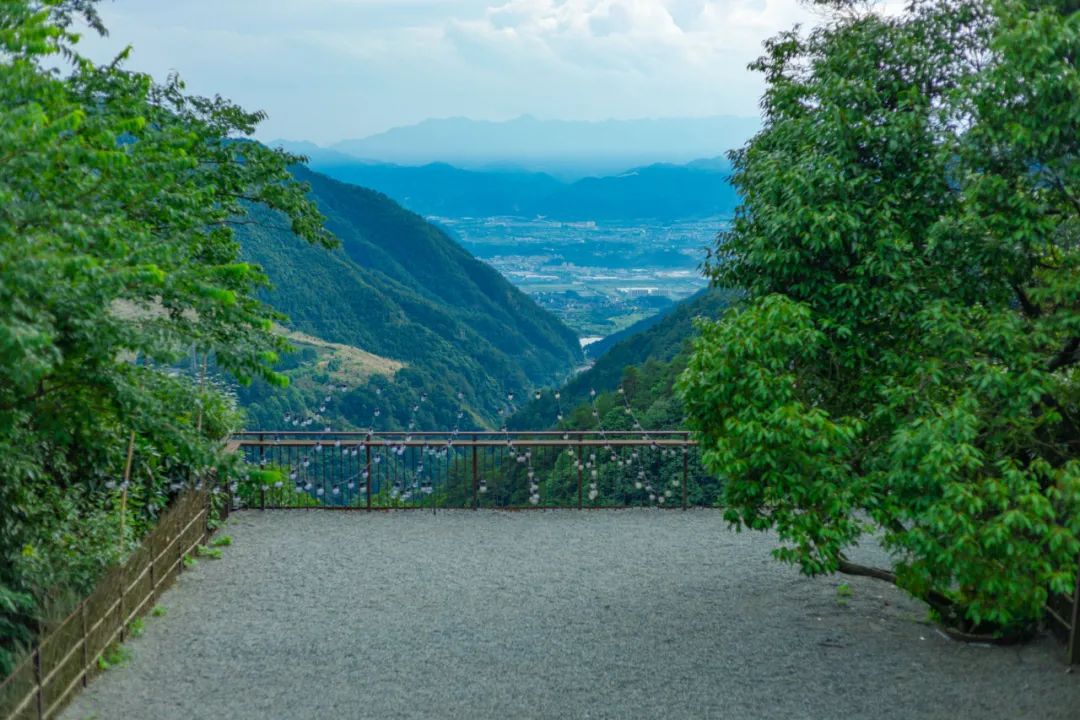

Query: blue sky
<box><xmin>76</xmin><ymin>1</ymin><xmax>837</xmax><ymax>144</ymax></box>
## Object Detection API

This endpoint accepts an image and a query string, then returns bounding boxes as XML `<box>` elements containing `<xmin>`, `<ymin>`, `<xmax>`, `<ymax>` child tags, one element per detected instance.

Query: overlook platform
<box><xmin>59</xmin><ymin>510</ymin><xmax>1079</xmax><ymax>720</ymax></box>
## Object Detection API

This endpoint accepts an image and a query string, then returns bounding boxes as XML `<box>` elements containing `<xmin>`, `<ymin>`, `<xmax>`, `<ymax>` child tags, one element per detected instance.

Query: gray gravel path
<box><xmin>62</xmin><ymin>510</ymin><xmax>1079</xmax><ymax>720</ymax></box>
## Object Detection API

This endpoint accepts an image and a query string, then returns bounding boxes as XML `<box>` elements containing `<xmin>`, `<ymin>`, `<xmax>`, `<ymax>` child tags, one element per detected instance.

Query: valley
<box><xmin>289</xmin><ymin>142</ymin><xmax>736</xmax><ymax>342</ymax></box>
<box><xmin>435</xmin><ymin>215</ymin><xmax>720</xmax><ymax>338</ymax></box>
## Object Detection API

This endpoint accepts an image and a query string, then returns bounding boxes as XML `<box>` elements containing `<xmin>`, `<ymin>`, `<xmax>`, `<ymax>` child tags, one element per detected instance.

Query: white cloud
<box><xmin>73</xmin><ymin>0</ymin><xmax>843</xmax><ymax>143</ymax></box>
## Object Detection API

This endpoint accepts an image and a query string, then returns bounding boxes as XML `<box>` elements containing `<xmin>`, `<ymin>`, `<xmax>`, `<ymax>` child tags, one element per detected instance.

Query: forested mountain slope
<box><xmin>510</xmin><ymin>288</ymin><xmax>735</xmax><ymax>430</ymax></box>
<box><xmin>235</xmin><ymin>166</ymin><xmax>583</xmax><ymax>429</ymax></box>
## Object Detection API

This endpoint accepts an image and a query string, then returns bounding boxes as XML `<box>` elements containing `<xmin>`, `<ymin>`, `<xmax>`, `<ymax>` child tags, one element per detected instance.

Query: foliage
<box><xmin>680</xmin><ymin>0</ymin><xmax>1080</xmax><ymax>635</ymax></box>
<box><xmin>0</xmin><ymin>0</ymin><xmax>332</xmax><ymax>673</ymax></box>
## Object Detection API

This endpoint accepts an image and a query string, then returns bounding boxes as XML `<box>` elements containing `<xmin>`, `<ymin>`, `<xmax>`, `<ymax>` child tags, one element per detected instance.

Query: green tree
<box><xmin>680</xmin><ymin>0</ymin><xmax>1080</xmax><ymax>636</ymax></box>
<box><xmin>0</xmin><ymin>0</ymin><xmax>333</xmax><ymax>671</ymax></box>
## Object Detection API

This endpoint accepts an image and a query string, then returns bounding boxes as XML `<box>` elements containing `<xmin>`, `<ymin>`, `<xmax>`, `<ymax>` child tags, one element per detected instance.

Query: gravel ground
<box><xmin>62</xmin><ymin>510</ymin><xmax>1079</xmax><ymax>720</ymax></box>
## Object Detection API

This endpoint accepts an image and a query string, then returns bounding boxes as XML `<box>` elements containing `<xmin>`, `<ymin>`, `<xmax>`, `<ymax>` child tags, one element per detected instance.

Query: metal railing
<box><xmin>229</xmin><ymin>430</ymin><xmax>711</xmax><ymax>510</ymax></box>
<box><xmin>230</xmin><ymin>430</ymin><xmax>1079</xmax><ymax>665</ymax></box>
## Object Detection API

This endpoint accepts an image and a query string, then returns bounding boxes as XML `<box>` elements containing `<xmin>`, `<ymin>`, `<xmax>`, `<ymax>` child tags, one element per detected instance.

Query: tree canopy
<box><xmin>680</xmin><ymin>0</ymin><xmax>1080</xmax><ymax>635</ymax></box>
<box><xmin>0</xmin><ymin>0</ymin><xmax>333</xmax><ymax>671</ymax></box>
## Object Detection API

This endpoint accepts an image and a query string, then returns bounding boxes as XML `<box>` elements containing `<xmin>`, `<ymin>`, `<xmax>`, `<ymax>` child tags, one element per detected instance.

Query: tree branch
<box><xmin>837</xmin><ymin>557</ymin><xmax>897</xmax><ymax>583</ymax></box>
<box><xmin>837</xmin><ymin>556</ymin><xmax>955</xmax><ymax>616</ymax></box>
<box><xmin>1048</xmin><ymin>336</ymin><xmax>1080</xmax><ymax>372</ymax></box>
<box><xmin>1012</xmin><ymin>283</ymin><xmax>1041</xmax><ymax>319</ymax></box>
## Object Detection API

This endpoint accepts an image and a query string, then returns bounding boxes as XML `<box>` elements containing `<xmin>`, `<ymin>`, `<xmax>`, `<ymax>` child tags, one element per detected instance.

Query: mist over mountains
<box><xmin>274</xmin><ymin>114</ymin><xmax>758</xmax><ymax>179</ymax></box>
<box><xmin>299</xmin><ymin>158</ymin><xmax>739</xmax><ymax>222</ymax></box>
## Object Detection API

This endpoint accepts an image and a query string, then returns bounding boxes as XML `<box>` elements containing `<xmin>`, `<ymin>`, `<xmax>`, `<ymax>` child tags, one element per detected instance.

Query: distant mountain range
<box><xmin>234</xmin><ymin>165</ymin><xmax>583</xmax><ymax>430</ymax></box>
<box><xmin>268</xmin><ymin>147</ymin><xmax>740</xmax><ymax>221</ymax></box>
<box><xmin>273</xmin><ymin>114</ymin><xmax>759</xmax><ymax>179</ymax></box>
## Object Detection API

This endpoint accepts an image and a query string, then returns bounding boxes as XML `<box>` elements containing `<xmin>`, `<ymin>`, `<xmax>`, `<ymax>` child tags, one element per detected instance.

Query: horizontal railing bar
<box><xmin>1045</xmin><ymin>603</ymin><xmax>1073</xmax><ymax>632</ymax></box>
<box><xmin>0</xmin><ymin>650</ymin><xmax>33</xmax><ymax>694</ymax></box>
<box><xmin>234</xmin><ymin>439</ymin><xmax>696</xmax><ymax>448</ymax></box>
<box><xmin>4</xmin><ymin>680</ymin><xmax>36</xmax><ymax>720</ymax></box>
<box><xmin>37</xmin><ymin>635</ymin><xmax>85</xmax><ymax>701</ymax></box>
<box><xmin>236</xmin><ymin>430</ymin><xmax>689</xmax><ymax>436</ymax></box>
<box><xmin>244</xmin><ymin>505</ymin><xmax>709</xmax><ymax>512</ymax></box>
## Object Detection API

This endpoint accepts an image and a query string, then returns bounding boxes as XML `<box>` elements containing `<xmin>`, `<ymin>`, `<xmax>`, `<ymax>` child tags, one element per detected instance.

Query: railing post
<box><xmin>472</xmin><ymin>437</ymin><xmax>479</xmax><ymax>510</ymax></box>
<box><xmin>33</xmin><ymin>646</ymin><xmax>43</xmax><ymax>720</ymax></box>
<box><xmin>224</xmin><ymin>477</ymin><xmax>233</xmax><ymax>522</ymax></box>
<box><xmin>1070</xmin><ymin>554</ymin><xmax>1080</xmax><ymax>665</ymax></box>
<box><xmin>365</xmin><ymin>442</ymin><xmax>372</xmax><ymax>511</ymax></box>
<box><xmin>81</xmin><ymin>602</ymin><xmax>88</xmax><ymax>688</ymax></box>
<box><xmin>577</xmin><ymin>438</ymin><xmax>583</xmax><ymax>510</ymax></box>
<box><xmin>259</xmin><ymin>433</ymin><xmax>266</xmax><ymax>510</ymax></box>
<box><xmin>682</xmin><ymin>436</ymin><xmax>689</xmax><ymax>511</ymax></box>
<box><xmin>118</xmin><ymin>575</ymin><xmax>126</xmax><ymax>642</ymax></box>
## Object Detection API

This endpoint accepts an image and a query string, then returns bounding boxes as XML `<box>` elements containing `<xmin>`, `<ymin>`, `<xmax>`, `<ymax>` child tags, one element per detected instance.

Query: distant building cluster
<box><xmin>617</xmin><ymin>287</ymin><xmax>660</xmax><ymax>297</ymax></box>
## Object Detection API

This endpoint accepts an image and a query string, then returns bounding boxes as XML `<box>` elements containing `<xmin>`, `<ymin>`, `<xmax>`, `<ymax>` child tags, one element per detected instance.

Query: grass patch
<box><xmin>97</xmin><ymin>644</ymin><xmax>132</xmax><ymax>671</ymax></box>
<box><xmin>151</xmin><ymin>605</ymin><xmax>167</xmax><ymax>617</ymax></box>
<box><xmin>182</xmin><ymin>554</ymin><xmax>197</xmax><ymax>569</ymax></box>
<box><xmin>210</xmin><ymin>534</ymin><xmax>232</xmax><ymax>548</ymax></box>
<box><xmin>128</xmin><ymin>617</ymin><xmax>145</xmax><ymax>638</ymax></box>
<box><xmin>196</xmin><ymin>545</ymin><xmax>223</xmax><ymax>560</ymax></box>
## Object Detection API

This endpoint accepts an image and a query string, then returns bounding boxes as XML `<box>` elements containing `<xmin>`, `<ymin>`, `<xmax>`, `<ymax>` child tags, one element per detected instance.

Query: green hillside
<box><xmin>235</xmin><ymin>167</ymin><xmax>583</xmax><ymax>430</ymax></box>
<box><xmin>509</xmin><ymin>288</ymin><xmax>736</xmax><ymax>430</ymax></box>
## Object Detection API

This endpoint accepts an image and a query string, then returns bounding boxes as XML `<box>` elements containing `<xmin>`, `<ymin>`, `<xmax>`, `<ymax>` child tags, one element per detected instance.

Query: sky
<box><xmin>75</xmin><ymin>0</ymin><xmax>835</xmax><ymax>145</ymax></box>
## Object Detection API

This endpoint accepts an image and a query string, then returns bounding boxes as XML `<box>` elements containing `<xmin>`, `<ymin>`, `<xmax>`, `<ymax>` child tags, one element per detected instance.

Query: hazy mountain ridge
<box><xmin>272</xmin><ymin>153</ymin><xmax>740</xmax><ymax>222</ymax></box>
<box><xmin>313</xmin><ymin>115</ymin><xmax>759</xmax><ymax>176</ymax></box>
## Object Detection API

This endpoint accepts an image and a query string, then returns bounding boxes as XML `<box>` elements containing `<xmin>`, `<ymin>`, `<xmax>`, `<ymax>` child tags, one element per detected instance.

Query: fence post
<box><xmin>366</xmin><ymin>442</ymin><xmax>372</xmax><ymax>511</ymax></box>
<box><xmin>472</xmin><ymin>437</ymin><xmax>479</xmax><ymax>510</ymax></box>
<box><xmin>223</xmin><ymin>476</ymin><xmax>232</xmax><ymax>523</ymax></box>
<box><xmin>682</xmin><ymin>438</ymin><xmax>689</xmax><ymax>511</ymax></box>
<box><xmin>81</xmin><ymin>602</ymin><xmax>88</xmax><ymax>688</ymax></box>
<box><xmin>257</xmin><ymin>431</ymin><xmax>265</xmax><ymax>509</ymax></box>
<box><xmin>118</xmin><ymin>575</ymin><xmax>125</xmax><ymax>642</ymax></box>
<box><xmin>577</xmin><ymin>438</ymin><xmax>583</xmax><ymax>510</ymax></box>
<box><xmin>177</xmin><ymin>517</ymin><xmax>184</xmax><ymax>574</ymax></box>
<box><xmin>1070</xmin><ymin>554</ymin><xmax>1080</xmax><ymax>665</ymax></box>
<box><xmin>33</xmin><ymin>646</ymin><xmax>43</xmax><ymax>720</ymax></box>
